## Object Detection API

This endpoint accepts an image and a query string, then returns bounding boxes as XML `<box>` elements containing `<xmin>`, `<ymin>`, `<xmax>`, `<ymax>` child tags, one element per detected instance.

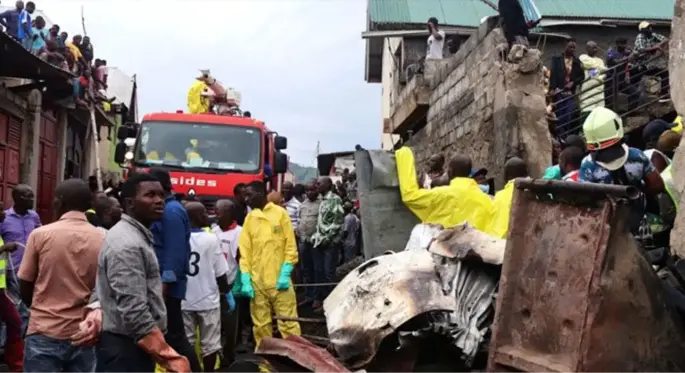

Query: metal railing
<box><xmin>550</xmin><ymin>52</ymin><xmax>671</xmax><ymax>140</ymax></box>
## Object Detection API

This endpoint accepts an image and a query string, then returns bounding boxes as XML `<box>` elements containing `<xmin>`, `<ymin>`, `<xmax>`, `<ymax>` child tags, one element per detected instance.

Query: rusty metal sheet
<box><xmin>487</xmin><ymin>179</ymin><xmax>685</xmax><ymax>372</ymax></box>
<box><xmin>324</xmin><ymin>250</ymin><xmax>456</xmax><ymax>369</ymax></box>
<box><xmin>256</xmin><ymin>335</ymin><xmax>350</xmax><ymax>373</ymax></box>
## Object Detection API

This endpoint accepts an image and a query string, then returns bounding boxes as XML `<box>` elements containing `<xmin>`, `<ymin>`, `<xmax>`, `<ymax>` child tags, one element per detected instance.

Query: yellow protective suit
<box><xmin>239</xmin><ymin>202</ymin><xmax>300</xmax><ymax>348</ymax></box>
<box><xmin>396</xmin><ymin>147</ymin><xmax>495</xmax><ymax>233</ymax></box>
<box><xmin>489</xmin><ymin>180</ymin><xmax>515</xmax><ymax>239</ymax></box>
<box><xmin>187</xmin><ymin>80</ymin><xmax>211</xmax><ymax>114</ymax></box>
<box><xmin>673</xmin><ymin>116</ymin><xmax>683</xmax><ymax>134</ymax></box>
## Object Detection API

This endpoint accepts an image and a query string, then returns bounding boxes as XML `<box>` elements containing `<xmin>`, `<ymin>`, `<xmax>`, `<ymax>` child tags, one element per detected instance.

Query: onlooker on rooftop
<box><xmin>30</xmin><ymin>15</ymin><xmax>47</xmax><ymax>54</ymax></box>
<box><xmin>58</xmin><ymin>31</ymin><xmax>68</xmax><ymax>46</ymax></box>
<box><xmin>80</xmin><ymin>35</ymin><xmax>94</xmax><ymax>63</ymax></box>
<box><xmin>48</xmin><ymin>24</ymin><xmax>64</xmax><ymax>47</ymax></box>
<box><xmin>66</xmin><ymin>34</ymin><xmax>83</xmax><ymax>63</ymax></box>
<box><xmin>498</xmin><ymin>0</ymin><xmax>540</xmax><ymax>48</ymax></box>
<box><xmin>40</xmin><ymin>40</ymin><xmax>67</xmax><ymax>70</ymax></box>
<box><xmin>17</xmin><ymin>1</ymin><xmax>35</xmax><ymax>50</ymax></box>
<box><xmin>0</xmin><ymin>1</ymin><xmax>24</xmax><ymax>41</ymax></box>
<box><xmin>426</xmin><ymin>17</ymin><xmax>445</xmax><ymax>60</ymax></box>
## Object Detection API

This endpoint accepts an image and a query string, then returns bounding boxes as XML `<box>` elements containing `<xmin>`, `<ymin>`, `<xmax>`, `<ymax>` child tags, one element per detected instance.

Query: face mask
<box><xmin>479</xmin><ymin>184</ymin><xmax>490</xmax><ymax>194</ymax></box>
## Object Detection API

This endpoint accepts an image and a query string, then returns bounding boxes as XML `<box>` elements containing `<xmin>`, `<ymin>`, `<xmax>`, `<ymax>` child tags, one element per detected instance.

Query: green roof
<box><xmin>368</xmin><ymin>0</ymin><xmax>674</xmax><ymax>26</ymax></box>
<box><xmin>534</xmin><ymin>0</ymin><xmax>674</xmax><ymax>20</ymax></box>
<box><xmin>368</xmin><ymin>0</ymin><xmax>497</xmax><ymax>27</ymax></box>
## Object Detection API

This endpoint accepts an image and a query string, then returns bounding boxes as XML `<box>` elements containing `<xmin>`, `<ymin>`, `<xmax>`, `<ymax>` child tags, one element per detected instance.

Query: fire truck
<box><xmin>114</xmin><ymin>71</ymin><xmax>288</xmax><ymax>214</ymax></box>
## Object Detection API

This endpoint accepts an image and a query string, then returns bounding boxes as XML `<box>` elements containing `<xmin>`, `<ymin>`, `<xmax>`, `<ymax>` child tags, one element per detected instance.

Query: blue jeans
<box><xmin>312</xmin><ymin>242</ymin><xmax>339</xmax><ymax>301</ymax></box>
<box><xmin>24</xmin><ymin>334</ymin><xmax>96</xmax><ymax>372</ymax></box>
<box><xmin>298</xmin><ymin>240</ymin><xmax>317</xmax><ymax>302</ymax></box>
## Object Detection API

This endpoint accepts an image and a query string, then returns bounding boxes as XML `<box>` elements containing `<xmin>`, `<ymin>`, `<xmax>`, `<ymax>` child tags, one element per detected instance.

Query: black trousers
<box><xmin>219</xmin><ymin>295</ymin><xmax>239</xmax><ymax>367</ymax></box>
<box><xmin>96</xmin><ymin>332</ymin><xmax>155</xmax><ymax>372</ymax></box>
<box><xmin>165</xmin><ymin>297</ymin><xmax>202</xmax><ymax>372</ymax></box>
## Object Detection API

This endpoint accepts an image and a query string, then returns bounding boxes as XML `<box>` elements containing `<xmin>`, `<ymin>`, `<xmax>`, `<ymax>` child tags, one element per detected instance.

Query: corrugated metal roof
<box><xmin>533</xmin><ymin>0</ymin><xmax>674</xmax><ymax>20</ymax></box>
<box><xmin>369</xmin><ymin>0</ymin><xmax>497</xmax><ymax>27</ymax></box>
<box><xmin>368</xmin><ymin>0</ymin><xmax>674</xmax><ymax>26</ymax></box>
<box><xmin>106</xmin><ymin>67</ymin><xmax>135</xmax><ymax>109</ymax></box>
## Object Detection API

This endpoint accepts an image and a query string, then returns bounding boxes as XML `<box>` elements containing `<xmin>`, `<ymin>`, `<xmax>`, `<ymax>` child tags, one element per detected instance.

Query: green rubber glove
<box><xmin>240</xmin><ymin>272</ymin><xmax>254</xmax><ymax>299</ymax></box>
<box><xmin>276</xmin><ymin>263</ymin><xmax>294</xmax><ymax>291</ymax></box>
<box><xmin>231</xmin><ymin>270</ymin><xmax>243</xmax><ymax>297</ymax></box>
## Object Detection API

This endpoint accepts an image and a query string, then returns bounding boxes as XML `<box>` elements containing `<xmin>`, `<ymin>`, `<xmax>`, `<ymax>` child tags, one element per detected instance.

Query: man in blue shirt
<box><xmin>149</xmin><ymin>168</ymin><xmax>201</xmax><ymax>372</ymax></box>
<box><xmin>0</xmin><ymin>1</ymin><xmax>23</xmax><ymax>40</ymax></box>
<box><xmin>17</xmin><ymin>1</ymin><xmax>34</xmax><ymax>50</ymax></box>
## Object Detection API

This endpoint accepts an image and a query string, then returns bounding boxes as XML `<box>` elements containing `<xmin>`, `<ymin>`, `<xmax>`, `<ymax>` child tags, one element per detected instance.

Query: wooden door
<box><xmin>37</xmin><ymin>111</ymin><xmax>58</xmax><ymax>223</ymax></box>
<box><xmin>0</xmin><ymin>112</ymin><xmax>22</xmax><ymax>208</ymax></box>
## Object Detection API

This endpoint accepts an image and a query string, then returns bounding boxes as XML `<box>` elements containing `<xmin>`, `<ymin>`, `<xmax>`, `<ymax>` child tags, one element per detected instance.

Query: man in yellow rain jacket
<box><xmin>490</xmin><ymin>158</ymin><xmax>529</xmax><ymax>239</ymax></box>
<box><xmin>238</xmin><ymin>181</ymin><xmax>300</xmax><ymax>348</ymax></box>
<box><xmin>396</xmin><ymin>146</ymin><xmax>494</xmax><ymax>233</ymax></box>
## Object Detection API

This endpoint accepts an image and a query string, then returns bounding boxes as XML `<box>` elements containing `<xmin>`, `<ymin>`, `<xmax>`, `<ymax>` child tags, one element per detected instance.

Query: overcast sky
<box><xmin>35</xmin><ymin>0</ymin><xmax>381</xmax><ymax>165</ymax></box>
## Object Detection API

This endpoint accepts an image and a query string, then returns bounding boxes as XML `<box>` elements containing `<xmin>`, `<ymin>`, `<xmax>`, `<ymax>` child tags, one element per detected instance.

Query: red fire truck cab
<box><xmin>114</xmin><ymin>111</ymin><xmax>288</xmax><ymax>214</ymax></box>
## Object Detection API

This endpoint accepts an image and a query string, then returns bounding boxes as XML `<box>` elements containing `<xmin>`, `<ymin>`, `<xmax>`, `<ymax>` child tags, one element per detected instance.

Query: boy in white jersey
<box><xmin>212</xmin><ymin>199</ymin><xmax>243</xmax><ymax>363</ymax></box>
<box><xmin>182</xmin><ymin>202</ymin><xmax>232</xmax><ymax>372</ymax></box>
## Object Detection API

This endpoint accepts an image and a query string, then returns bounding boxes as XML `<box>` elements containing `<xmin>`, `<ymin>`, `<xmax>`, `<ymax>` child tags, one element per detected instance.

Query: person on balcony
<box><xmin>634</xmin><ymin>22</ymin><xmax>669</xmax><ymax>101</ymax></box>
<box><xmin>606</xmin><ymin>37</ymin><xmax>639</xmax><ymax>111</ymax></box>
<box><xmin>549</xmin><ymin>39</ymin><xmax>584</xmax><ymax>137</ymax></box>
<box><xmin>578</xmin><ymin>41</ymin><xmax>606</xmax><ymax>122</ymax></box>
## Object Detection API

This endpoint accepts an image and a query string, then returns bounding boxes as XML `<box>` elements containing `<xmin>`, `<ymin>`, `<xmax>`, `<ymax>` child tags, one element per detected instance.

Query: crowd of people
<box><xmin>0</xmin><ymin>163</ymin><xmax>362</xmax><ymax>372</ymax></box>
<box><xmin>404</xmin><ymin>105</ymin><xmax>681</xmax><ymax>250</ymax></box>
<box><xmin>260</xmin><ymin>170</ymin><xmax>362</xmax><ymax>312</ymax></box>
<box><xmin>0</xmin><ymin>1</ymin><xmax>112</xmax><ymax>108</ymax></box>
<box><xmin>544</xmin><ymin>22</ymin><xmax>670</xmax><ymax>138</ymax></box>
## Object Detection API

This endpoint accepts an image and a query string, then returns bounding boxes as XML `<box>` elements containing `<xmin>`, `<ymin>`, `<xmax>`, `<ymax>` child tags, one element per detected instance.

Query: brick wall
<box><xmin>406</xmin><ymin>19</ymin><xmax>551</xmax><ymax>188</ymax></box>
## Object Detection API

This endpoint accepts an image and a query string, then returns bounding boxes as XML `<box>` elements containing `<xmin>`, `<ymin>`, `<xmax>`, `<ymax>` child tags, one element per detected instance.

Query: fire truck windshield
<box><xmin>134</xmin><ymin>120</ymin><xmax>261</xmax><ymax>173</ymax></box>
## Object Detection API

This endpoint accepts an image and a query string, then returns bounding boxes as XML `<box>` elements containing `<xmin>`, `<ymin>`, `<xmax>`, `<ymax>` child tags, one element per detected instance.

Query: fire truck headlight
<box><xmin>125</xmin><ymin>151</ymin><xmax>134</xmax><ymax>160</ymax></box>
<box><xmin>124</xmin><ymin>138</ymin><xmax>136</xmax><ymax>147</ymax></box>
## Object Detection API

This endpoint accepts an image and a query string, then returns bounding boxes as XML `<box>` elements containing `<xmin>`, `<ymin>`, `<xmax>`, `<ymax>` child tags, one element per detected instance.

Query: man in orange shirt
<box><xmin>18</xmin><ymin>179</ymin><xmax>104</xmax><ymax>372</ymax></box>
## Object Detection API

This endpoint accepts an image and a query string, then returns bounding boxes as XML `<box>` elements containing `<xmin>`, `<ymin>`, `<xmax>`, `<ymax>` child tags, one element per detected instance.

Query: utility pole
<box><xmin>81</xmin><ymin>5</ymin><xmax>103</xmax><ymax>192</ymax></box>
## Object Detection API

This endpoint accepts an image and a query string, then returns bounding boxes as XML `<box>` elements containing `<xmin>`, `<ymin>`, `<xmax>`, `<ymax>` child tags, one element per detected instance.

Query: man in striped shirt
<box><xmin>282</xmin><ymin>182</ymin><xmax>303</xmax><ymax>234</ymax></box>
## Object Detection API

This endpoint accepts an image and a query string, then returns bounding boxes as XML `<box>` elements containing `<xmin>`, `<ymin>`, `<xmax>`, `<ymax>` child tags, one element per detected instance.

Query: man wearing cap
<box><xmin>579</xmin><ymin>107</ymin><xmax>665</xmax><ymax>233</ymax></box>
<box><xmin>634</xmin><ymin>21</ymin><xmax>669</xmax><ymax>99</ymax></box>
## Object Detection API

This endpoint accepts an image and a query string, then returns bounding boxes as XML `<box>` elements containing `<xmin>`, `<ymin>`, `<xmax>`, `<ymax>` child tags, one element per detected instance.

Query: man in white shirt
<box><xmin>182</xmin><ymin>202</ymin><xmax>232</xmax><ymax>372</ymax></box>
<box><xmin>426</xmin><ymin>17</ymin><xmax>445</xmax><ymax>60</ymax></box>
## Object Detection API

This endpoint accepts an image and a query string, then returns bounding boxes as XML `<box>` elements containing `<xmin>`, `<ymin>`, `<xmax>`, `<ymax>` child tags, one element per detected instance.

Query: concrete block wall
<box><xmin>406</xmin><ymin>18</ymin><xmax>552</xmax><ymax>188</ymax></box>
<box><xmin>407</xmin><ymin>18</ymin><xmax>502</xmax><ymax>173</ymax></box>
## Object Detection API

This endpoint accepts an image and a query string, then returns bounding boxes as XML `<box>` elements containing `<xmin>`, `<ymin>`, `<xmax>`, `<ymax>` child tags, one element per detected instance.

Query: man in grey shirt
<box><xmin>296</xmin><ymin>183</ymin><xmax>321</xmax><ymax>307</ymax></box>
<box><xmin>71</xmin><ymin>173</ymin><xmax>190</xmax><ymax>372</ymax></box>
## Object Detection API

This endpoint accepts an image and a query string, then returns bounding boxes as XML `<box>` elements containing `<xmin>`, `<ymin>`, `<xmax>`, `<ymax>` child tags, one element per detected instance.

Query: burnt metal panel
<box><xmin>256</xmin><ymin>335</ymin><xmax>350</xmax><ymax>373</ymax></box>
<box><xmin>487</xmin><ymin>179</ymin><xmax>685</xmax><ymax>372</ymax></box>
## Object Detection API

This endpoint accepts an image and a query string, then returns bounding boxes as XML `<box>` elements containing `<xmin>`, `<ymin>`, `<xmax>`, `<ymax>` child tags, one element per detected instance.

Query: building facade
<box><xmin>0</xmin><ymin>9</ymin><xmax>134</xmax><ymax>221</ymax></box>
<box><xmin>364</xmin><ymin>0</ymin><xmax>674</xmax><ymax>151</ymax></box>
